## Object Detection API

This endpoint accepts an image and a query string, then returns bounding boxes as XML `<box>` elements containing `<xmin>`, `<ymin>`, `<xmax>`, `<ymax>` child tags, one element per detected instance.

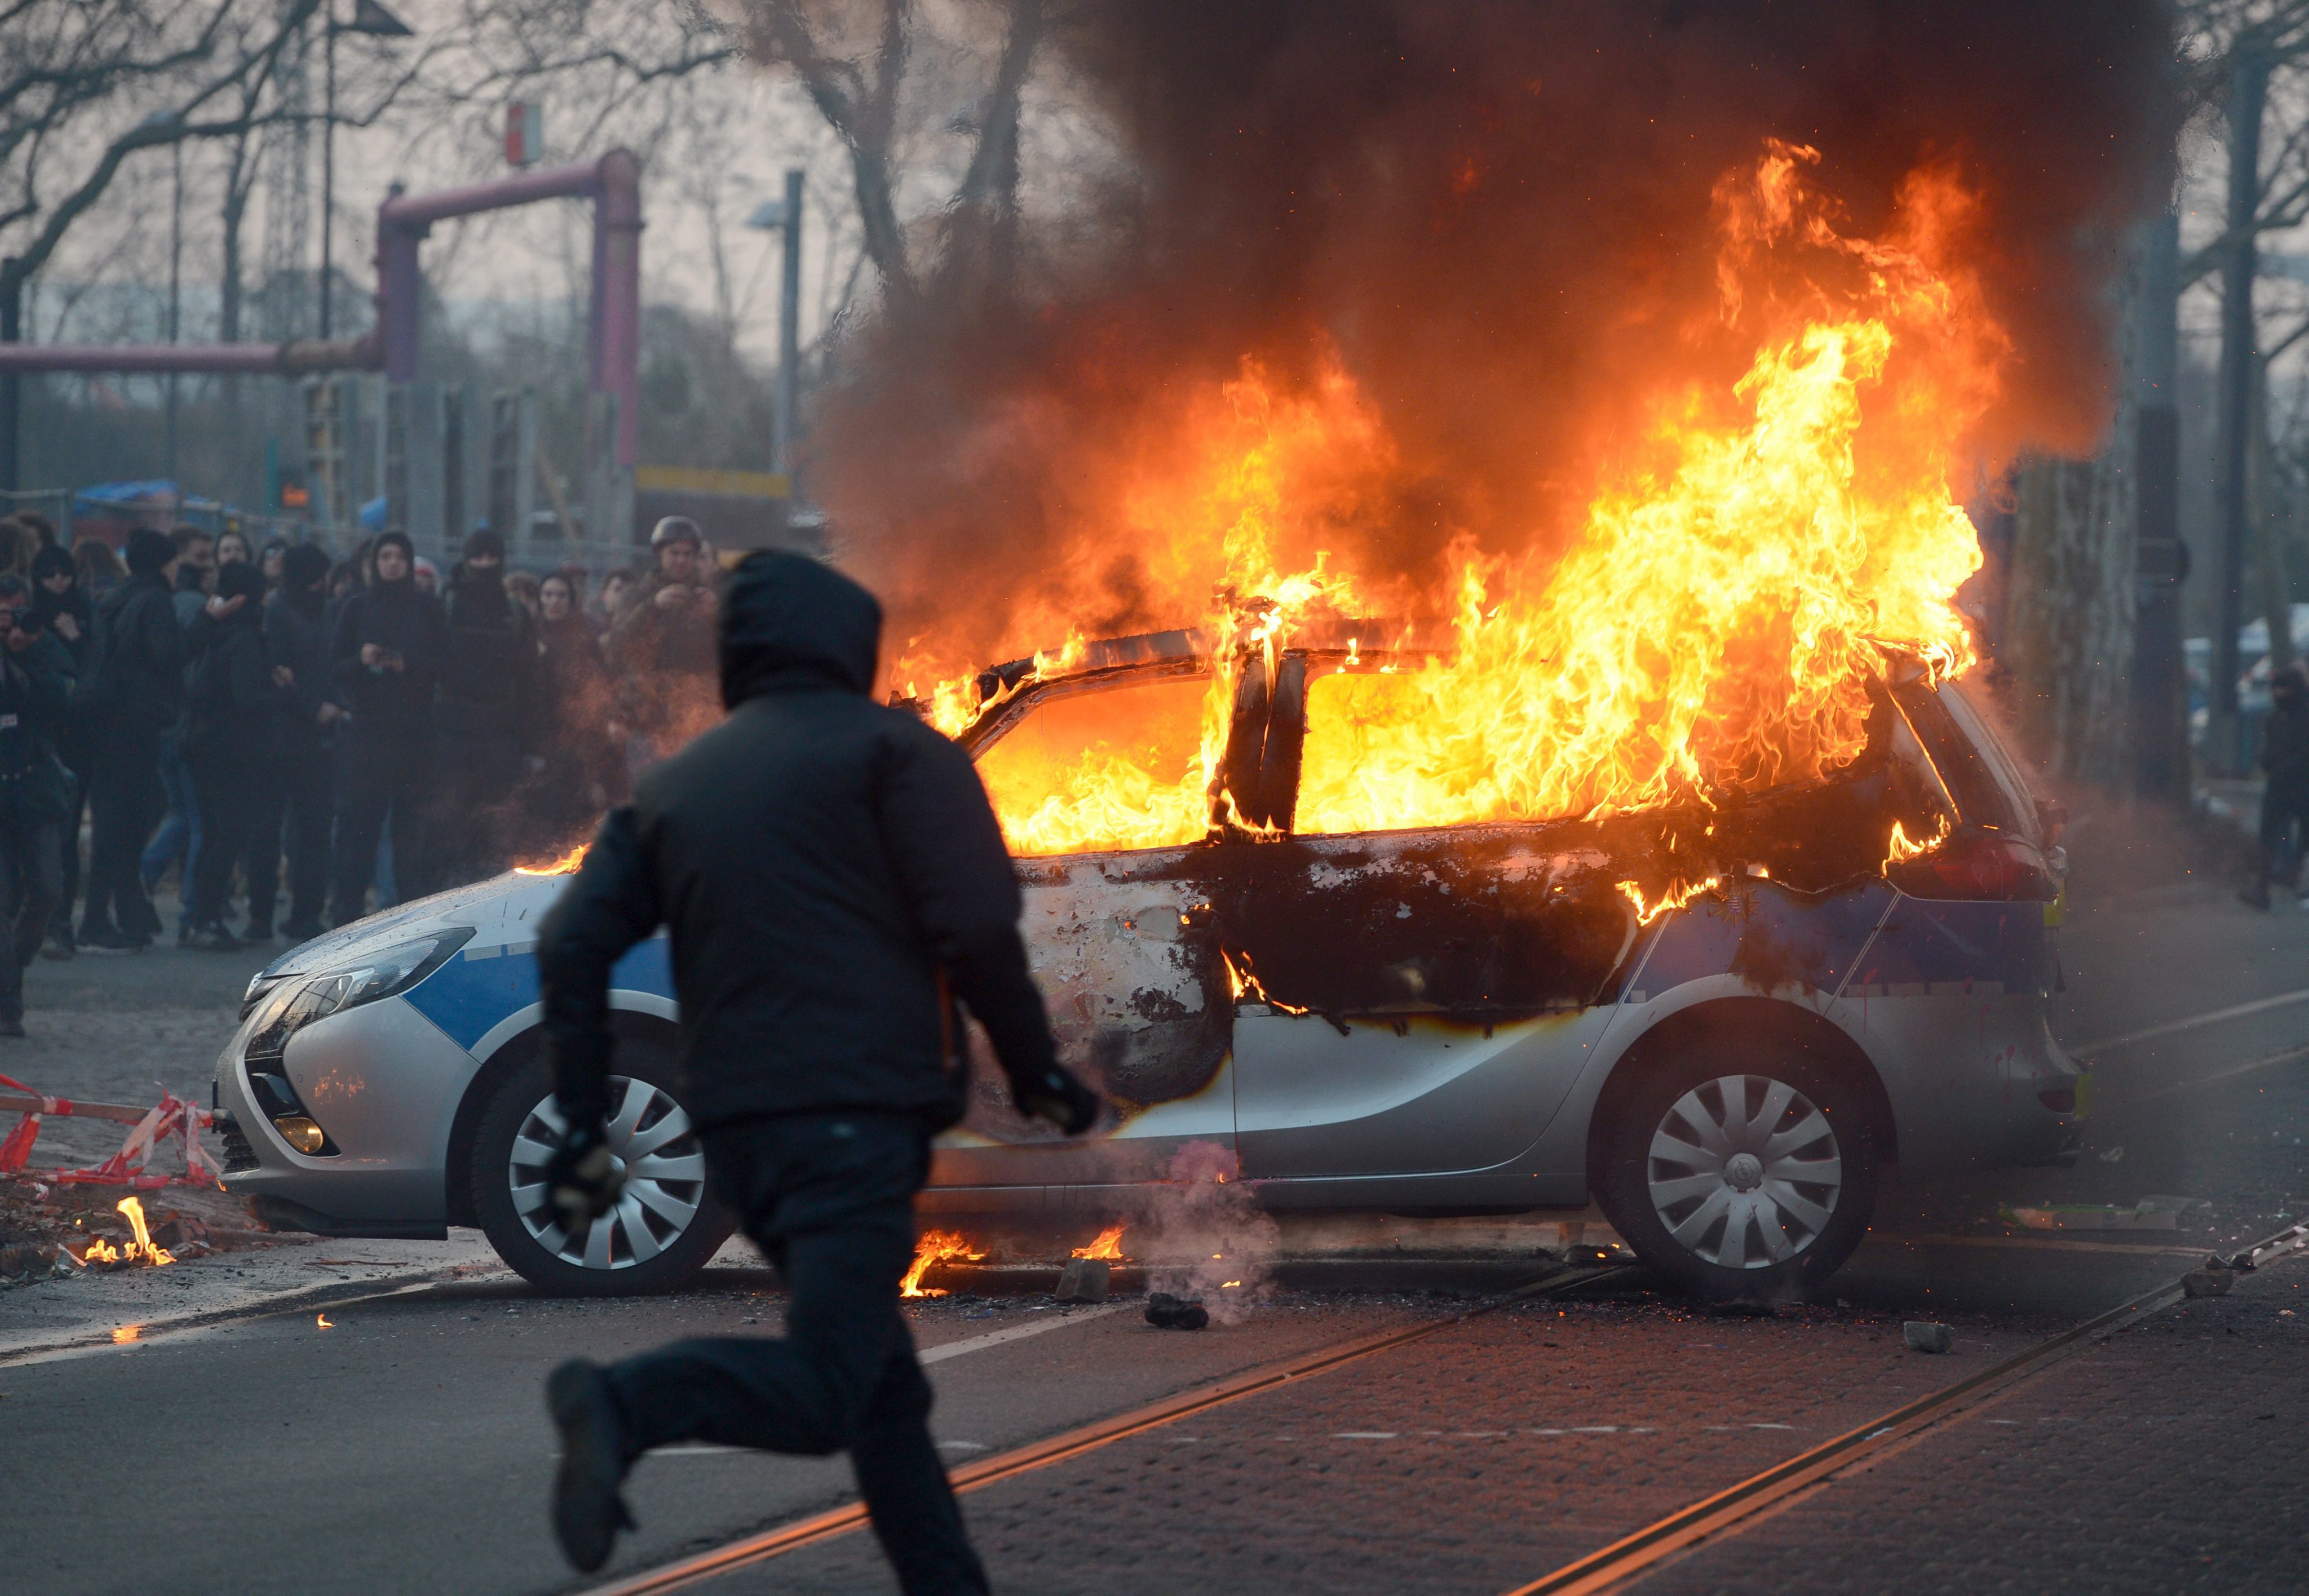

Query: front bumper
<box><xmin>215</xmin><ymin>994</ymin><xmax>480</xmax><ymax>1238</ymax></box>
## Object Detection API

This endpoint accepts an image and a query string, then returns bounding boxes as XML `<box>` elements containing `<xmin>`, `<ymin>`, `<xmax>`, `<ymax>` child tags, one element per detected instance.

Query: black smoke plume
<box><xmin>803</xmin><ymin>1</ymin><xmax>2180</xmax><ymax>676</ymax></box>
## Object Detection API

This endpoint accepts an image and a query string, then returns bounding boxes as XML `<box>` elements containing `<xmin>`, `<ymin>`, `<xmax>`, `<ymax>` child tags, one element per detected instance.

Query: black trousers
<box><xmin>247</xmin><ymin>739</ymin><xmax>332</xmax><ymax>933</ymax></box>
<box><xmin>187</xmin><ymin>743</ymin><xmax>264</xmax><ymax>931</ymax></box>
<box><xmin>50</xmin><ymin>748</ymin><xmax>90</xmax><ymax>941</ymax></box>
<box><xmin>2262</xmin><ymin>774</ymin><xmax>2309</xmax><ymax>886</ymax></box>
<box><xmin>604</xmin><ymin>1112</ymin><xmax>987</xmax><ymax>1596</ymax></box>
<box><xmin>0</xmin><ymin>815</ymin><xmax>61</xmax><ymax>1019</ymax></box>
<box><xmin>434</xmin><ymin>732</ymin><xmax>525</xmax><ymax>887</ymax></box>
<box><xmin>329</xmin><ymin>732</ymin><xmax>431</xmax><ymax>924</ymax></box>
<box><xmin>82</xmin><ymin>720</ymin><xmax>161</xmax><ymax>938</ymax></box>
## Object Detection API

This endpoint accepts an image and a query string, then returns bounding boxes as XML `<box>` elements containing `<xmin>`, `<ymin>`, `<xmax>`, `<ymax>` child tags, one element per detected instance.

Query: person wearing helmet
<box><xmin>607</xmin><ymin>517</ymin><xmax>720</xmax><ymax>762</ymax></box>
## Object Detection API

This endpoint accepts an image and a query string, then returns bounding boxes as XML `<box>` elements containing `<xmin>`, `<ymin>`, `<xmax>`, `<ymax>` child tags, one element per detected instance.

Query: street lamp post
<box><xmin>746</xmin><ymin>170</ymin><xmax>806</xmax><ymax>480</ymax></box>
<box><xmin>319</xmin><ymin>0</ymin><xmax>413</xmax><ymax>340</ymax></box>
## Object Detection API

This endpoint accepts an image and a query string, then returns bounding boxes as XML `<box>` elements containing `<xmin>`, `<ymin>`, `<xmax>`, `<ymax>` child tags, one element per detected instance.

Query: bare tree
<box><xmin>731</xmin><ymin>0</ymin><xmax>1045</xmax><ymax>310</ymax></box>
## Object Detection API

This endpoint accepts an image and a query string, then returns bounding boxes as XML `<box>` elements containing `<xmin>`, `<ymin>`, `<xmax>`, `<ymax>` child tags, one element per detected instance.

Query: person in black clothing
<box><xmin>533</xmin><ymin>552</ymin><xmax>1102</xmax><ymax>1586</ymax></box>
<box><xmin>327</xmin><ymin>531</ymin><xmax>442</xmax><ymax>925</ymax></box>
<box><xmin>248</xmin><ymin>545</ymin><xmax>339</xmax><ymax>941</ymax></box>
<box><xmin>435</xmin><ymin>529</ymin><xmax>536</xmax><ymax>884</ymax></box>
<box><xmin>30</xmin><ymin>544</ymin><xmax>99</xmax><ymax>959</ymax></box>
<box><xmin>0</xmin><ymin>575</ymin><xmax>78</xmax><ymax>1032</ymax></box>
<box><xmin>2244</xmin><ymin>664</ymin><xmax>2309</xmax><ymax>909</ymax></box>
<box><xmin>80</xmin><ymin>529</ymin><xmax>182</xmax><ymax>951</ymax></box>
<box><xmin>180</xmin><ymin>562</ymin><xmax>278</xmax><ymax>950</ymax></box>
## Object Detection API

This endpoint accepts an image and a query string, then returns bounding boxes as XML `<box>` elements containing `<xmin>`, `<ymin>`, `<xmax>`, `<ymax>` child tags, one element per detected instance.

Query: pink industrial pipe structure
<box><xmin>0</xmin><ymin>149</ymin><xmax>642</xmax><ymax>468</ymax></box>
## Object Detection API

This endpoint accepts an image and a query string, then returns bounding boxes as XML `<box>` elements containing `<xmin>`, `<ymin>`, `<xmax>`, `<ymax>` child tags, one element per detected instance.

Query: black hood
<box><xmin>718</xmin><ymin>551</ymin><xmax>881</xmax><ymax>708</ymax></box>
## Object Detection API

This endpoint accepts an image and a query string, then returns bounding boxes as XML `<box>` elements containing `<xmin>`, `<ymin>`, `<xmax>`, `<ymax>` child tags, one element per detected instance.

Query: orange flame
<box><xmin>111</xmin><ymin>1324</ymin><xmax>139</xmax><ymax>1344</ymax></box>
<box><xmin>1220</xmin><ymin>948</ymin><xmax>1312</xmax><ymax>1015</ymax></box>
<box><xmin>922</xmin><ymin>143</ymin><xmax>1998</xmax><ymax>861</ymax></box>
<box><xmin>83</xmin><ymin>1237</ymin><xmax>122</xmax><ymax>1264</ymax></box>
<box><xmin>114</xmin><ymin>1196</ymin><xmax>174</xmax><ymax>1266</ymax></box>
<box><xmin>317</xmin><ymin>1313</ymin><xmax>334</xmax><ymax>1329</ymax></box>
<box><xmin>1616</xmin><ymin>875</ymin><xmax>1726</xmax><ymax>927</ymax></box>
<box><xmin>900</xmin><ymin>1230</ymin><xmax>985</xmax><ymax>1298</ymax></box>
<box><xmin>515</xmin><ymin>846</ymin><xmax>588</xmax><ymax>877</ymax></box>
<box><xmin>1883</xmin><ymin>815</ymin><xmax>1952</xmax><ymax>871</ymax></box>
<box><xmin>1072</xmin><ymin>1225</ymin><xmax>1128</xmax><ymax>1261</ymax></box>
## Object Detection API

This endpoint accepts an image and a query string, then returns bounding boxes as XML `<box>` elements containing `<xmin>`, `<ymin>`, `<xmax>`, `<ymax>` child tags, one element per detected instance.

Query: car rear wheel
<box><xmin>470</xmin><ymin>1040</ymin><xmax>733</xmax><ymax>1296</ymax></box>
<box><xmin>1593</xmin><ymin>1037</ymin><xmax>1879</xmax><ymax>1302</ymax></box>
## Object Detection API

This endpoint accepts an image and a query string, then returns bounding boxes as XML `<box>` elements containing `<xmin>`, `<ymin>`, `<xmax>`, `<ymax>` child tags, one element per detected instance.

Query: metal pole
<box><xmin>166</xmin><ymin>142</ymin><xmax>183</xmax><ymax>482</ymax></box>
<box><xmin>2214</xmin><ymin>45</ymin><xmax>2271</xmax><ymax>770</ymax></box>
<box><xmin>0</xmin><ymin>258</ymin><xmax>19</xmax><ymax>495</ymax></box>
<box><xmin>2133</xmin><ymin>209</ymin><xmax>2187</xmax><ymax>803</ymax></box>
<box><xmin>319</xmin><ymin>7</ymin><xmax>336</xmax><ymax>340</ymax></box>
<box><xmin>774</xmin><ymin>168</ymin><xmax>804</xmax><ymax>479</ymax></box>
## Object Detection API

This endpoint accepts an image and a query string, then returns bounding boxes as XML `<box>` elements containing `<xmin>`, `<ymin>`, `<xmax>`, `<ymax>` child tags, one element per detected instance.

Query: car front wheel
<box><xmin>1594</xmin><ymin>1038</ymin><xmax>1880</xmax><ymax>1302</ymax></box>
<box><xmin>470</xmin><ymin>1041</ymin><xmax>733</xmax><ymax>1296</ymax></box>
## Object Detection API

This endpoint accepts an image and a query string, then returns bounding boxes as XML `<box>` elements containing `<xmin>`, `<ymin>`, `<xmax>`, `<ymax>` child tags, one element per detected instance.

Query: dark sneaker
<box><xmin>39</xmin><ymin>932</ymin><xmax>73</xmax><ymax>961</ymax></box>
<box><xmin>77</xmin><ymin>928</ymin><xmax>143</xmax><ymax>955</ymax></box>
<box><xmin>282</xmin><ymin>921</ymin><xmax>324</xmax><ymax>942</ymax></box>
<box><xmin>244</xmin><ymin>923</ymin><xmax>275</xmax><ymax>943</ymax></box>
<box><xmin>546</xmin><ymin>1360</ymin><xmax>635</xmax><ymax>1573</ymax></box>
<box><xmin>0</xmin><ymin>1016</ymin><xmax>25</xmax><ymax>1038</ymax></box>
<box><xmin>185</xmin><ymin>925</ymin><xmax>242</xmax><ymax>952</ymax></box>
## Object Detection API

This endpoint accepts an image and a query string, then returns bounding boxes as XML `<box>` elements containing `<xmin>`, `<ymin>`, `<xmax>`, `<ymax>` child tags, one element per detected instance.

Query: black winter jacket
<box><xmin>0</xmin><ymin>631</ymin><xmax>78</xmax><ymax>826</ymax></box>
<box><xmin>90</xmin><ymin>571</ymin><xmax>182</xmax><ymax>734</ymax></box>
<box><xmin>538</xmin><ymin>552</ymin><xmax>1059</xmax><ymax>1131</ymax></box>
<box><xmin>328</xmin><ymin>578</ymin><xmax>443</xmax><ymax>743</ymax></box>
<box><xmin>438</xmin><ymin>568</ymin><xmax>536</xmax><ymax>743</ymax></box>
<box><xmin>184</xmin><ymin>611</ymin><xmax>280</xmax><ymax>765</ymax></box>
<box><xmin>264</xmin><ymin>591</ymin><xmax>333</xmax><ymax>752</ymax></box>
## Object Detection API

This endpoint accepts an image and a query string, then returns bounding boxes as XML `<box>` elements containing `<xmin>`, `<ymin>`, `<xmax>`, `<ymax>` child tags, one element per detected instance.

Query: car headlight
<box><xmin>244</xmin><ymin>927</ymin><xmax>475</xmax><ymax>1069</ymax></box>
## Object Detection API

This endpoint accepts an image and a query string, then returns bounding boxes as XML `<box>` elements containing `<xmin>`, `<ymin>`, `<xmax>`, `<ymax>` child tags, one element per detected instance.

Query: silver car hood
<box><xmin>259</xmin><ymin>873</ymin><xmax>568</xmax><ymax>981</ymax></box>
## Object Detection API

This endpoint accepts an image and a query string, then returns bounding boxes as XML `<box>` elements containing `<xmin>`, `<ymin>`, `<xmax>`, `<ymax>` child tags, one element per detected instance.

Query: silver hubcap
<box><xmin>509</xmin><ymin>1076</ymin><xmax>706</xmax><ymax>1271</ymax></box>
<box><xmin>1646</xmin><ymin>1074</ymin><xmax>1843</xmax><ymax>1270</ymax></box>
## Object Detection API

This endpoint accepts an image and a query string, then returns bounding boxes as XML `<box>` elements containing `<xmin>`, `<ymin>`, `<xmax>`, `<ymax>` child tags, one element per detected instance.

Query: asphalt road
<box><xmin>4</xmin><ymin>850</ymin><xmax>2307</xmax><ymax>1595</ymax></box>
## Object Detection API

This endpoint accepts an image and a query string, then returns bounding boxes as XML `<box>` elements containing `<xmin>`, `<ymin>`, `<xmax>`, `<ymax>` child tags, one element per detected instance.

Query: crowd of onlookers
<box><xmin>0</xmin><ymin>509</ymin><xmax>727</xmax><ymax>1033</ymax></box>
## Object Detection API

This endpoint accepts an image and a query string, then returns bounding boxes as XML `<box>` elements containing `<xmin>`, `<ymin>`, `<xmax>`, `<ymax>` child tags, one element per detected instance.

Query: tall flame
<box><xmin>927</xmin><ymin>143</ymin><xmax>2001</xmax><ymax>859</ymax></box>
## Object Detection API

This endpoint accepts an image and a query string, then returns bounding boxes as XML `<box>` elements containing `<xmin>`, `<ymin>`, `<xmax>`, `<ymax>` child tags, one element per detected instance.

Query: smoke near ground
<box><xmin>1140</xmin><ymin>1140</ymin><xmax>1281</xmax><ymax>1325</ymax></box>
<box><xmin>801</xmin><ymin>2</ymin><xmax>2179</xmax><ymax>679</ymax></box>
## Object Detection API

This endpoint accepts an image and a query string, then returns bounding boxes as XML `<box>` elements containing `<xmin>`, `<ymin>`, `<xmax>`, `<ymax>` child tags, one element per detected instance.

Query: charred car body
<box><xmin>212</xmin><ymin>629</ymin><xmax>2080</xmax><ymax>1300</ymax></box>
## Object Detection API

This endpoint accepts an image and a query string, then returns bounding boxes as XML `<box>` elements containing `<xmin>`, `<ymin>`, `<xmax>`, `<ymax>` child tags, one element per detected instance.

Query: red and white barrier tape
<box><xmin>0</xmin><ymin>1071</ymin><xmax>223</xmax><ymax>1189</ymax></box>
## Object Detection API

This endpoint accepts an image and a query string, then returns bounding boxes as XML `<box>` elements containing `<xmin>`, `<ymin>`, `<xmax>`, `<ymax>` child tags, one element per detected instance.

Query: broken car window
<box><xmin>972</xmin><ymin>673</ymin><xmax>1213</xmax><ymax>855</ymax></box>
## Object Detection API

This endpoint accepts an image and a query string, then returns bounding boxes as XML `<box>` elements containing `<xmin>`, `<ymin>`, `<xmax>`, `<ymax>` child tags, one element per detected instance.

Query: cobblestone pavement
<box><xmin>1651</xmin><ymin>1258</ymin><xmax>2309</xmax><ymax>1596</ymax></box>
<box><xmin>732</xmin><ymin>1293</ymin><xmax>2058</xmax><ymax>1596</ymax></box>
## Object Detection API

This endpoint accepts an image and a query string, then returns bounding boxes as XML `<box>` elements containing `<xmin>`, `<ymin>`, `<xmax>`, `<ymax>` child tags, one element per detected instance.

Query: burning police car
<box><xmin>213</xmin><ymin>630</ymin><xmax>2080</xmax><ymax>1300</ymax></box>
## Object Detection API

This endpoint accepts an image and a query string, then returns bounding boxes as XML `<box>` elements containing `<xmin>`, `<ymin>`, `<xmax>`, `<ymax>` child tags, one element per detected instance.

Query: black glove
<box><xmin>1010</xmin><ymin>1065</ymin><xmax>1102</xmax><ymax>1136</ymax></box>
<box><xmin>544</xmin><ymin>1122</ymin><xmax>626</xmax><ymax>1222</ymax></box>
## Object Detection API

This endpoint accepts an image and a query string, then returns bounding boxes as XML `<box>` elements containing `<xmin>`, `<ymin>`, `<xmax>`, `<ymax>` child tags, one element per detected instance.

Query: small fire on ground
<box><xmin>1072</xmin><ymin>1224</ymin><xmax>1128</xmax><ymax>1261</ymax></box>
<box><xmin>900</xmin><ymin>1230</ymin><xmax>986</xmax><ymax>1298</ymax></box>
<box><xmin>77</xmin><ymin>1197</ymin><xmax>175</xmax><ymax>1269</ymax></box>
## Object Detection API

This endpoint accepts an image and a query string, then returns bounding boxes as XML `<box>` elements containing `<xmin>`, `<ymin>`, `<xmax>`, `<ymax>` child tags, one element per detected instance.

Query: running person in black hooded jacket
<box><xmin>533</xmin><ymin>551</ymin><xmax>1100</xmax><ymax>1590</ymax></box>
<box><xmin>326</xmin><ymin>530</ymin><xmax>443</xmax><ymax>923</ymax></box>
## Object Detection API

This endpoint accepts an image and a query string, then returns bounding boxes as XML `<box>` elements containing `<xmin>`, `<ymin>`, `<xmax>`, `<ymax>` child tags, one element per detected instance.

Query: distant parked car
<box><xmin>215</xmin><ymin>632</ymin><xmax>2080</xmax><ymax>1300</ymax></box>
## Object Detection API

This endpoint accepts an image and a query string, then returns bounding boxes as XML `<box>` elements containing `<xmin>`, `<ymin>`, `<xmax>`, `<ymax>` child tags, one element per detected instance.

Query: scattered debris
<box><xmin>1145</xmin><ymin>1292</ymin><xmax>1210</xmax><ymax>1331</ymax></box>
<box><xmin>2003</xmin><ymin>1195</ymin><xmax>2211</xmax><ymax>1232</ymax></box>
<box><xmin>2183</xmin><ymin>1264</ymin><xmax>2236</xmax><ymax>1299</ymax></box>
<box><xmin>1903</xmin><ymin>1321</ymin><xmax>1954</xmax><ymax>1353</ymax></box>
<box><xmin>1055</xmin><ymin>1257</ymin><xmax>1110</xmax><ymax>1303</ymax></box>
<box><xmin>2096</xmin><ymin>1146</ymin><xmax>2125</xmax><ymax>1163</ymax></box>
